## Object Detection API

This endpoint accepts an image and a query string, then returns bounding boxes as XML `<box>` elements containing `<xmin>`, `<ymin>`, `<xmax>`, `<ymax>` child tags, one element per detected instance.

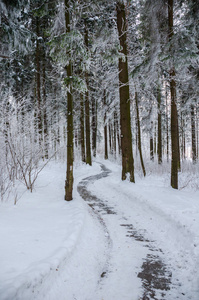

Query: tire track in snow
<box><xmin>77</xmin><ymin>164</ymin><xmax>113</xmax><ymax>284</ymax></box>
<box><xmin>77</xmin><ymin>163</ymin><xmax>173</xmax><ymax>299</ymax></box>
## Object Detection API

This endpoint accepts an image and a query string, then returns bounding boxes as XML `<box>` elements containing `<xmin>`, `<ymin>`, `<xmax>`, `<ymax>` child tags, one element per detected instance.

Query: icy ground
<box><xmin>0</xmin><ymin>159</ymin><xmax>199</xmax><ymax>300</ymax></box>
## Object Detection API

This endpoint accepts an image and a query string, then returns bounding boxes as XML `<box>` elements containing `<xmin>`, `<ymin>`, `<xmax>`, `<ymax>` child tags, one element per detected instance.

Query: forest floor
<box><xmin>0</xmin><ymin>159</ymin><xmax>199</xmax><ymax>300</ymax></box>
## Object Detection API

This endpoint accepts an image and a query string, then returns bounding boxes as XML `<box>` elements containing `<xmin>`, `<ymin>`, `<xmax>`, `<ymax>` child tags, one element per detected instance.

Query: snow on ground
<box><xmin>0</xmin><ymin>161</ymin><xmax>106</xmax><ymax>300</ymax></box>
<box><xmin>0</xmin><ymin>158</ymin><xmax>199</xmax><ymax>299</ymax></box>
<box><xmin>88</xmin><ymin>158</ymin><xmax>199</xmax><ymax>299</ymax></box>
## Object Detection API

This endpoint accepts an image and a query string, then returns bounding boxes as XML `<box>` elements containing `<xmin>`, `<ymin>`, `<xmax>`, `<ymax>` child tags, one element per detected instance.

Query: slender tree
<box><xmin>191</xmin><ymin>104</ymin><xmax>197</xmax><ymax>163</ymax></box>
<box><xmin>80</xmin><ymin>94</ymin><xmax>86</xmax><ymax>162</ymax></box>
<box><xmin>35</xmin><ymin>16</ymin><xmax>42</xmax><ymax>143</ymax></box>
<box><xmin>104</xmin><ymin>90</ymin><xmax>108</xmax><ymax>160</ymax></box>
<box><xmin>165</xmin><ymin>85</ymin><xmax>169</xmax><ymax>162</ymax></box>
<box><xmin>168</xmin><ymin>0</ymin><xmax>179</xmax><ymax>189</ymax></box>
<box><xmin>91</xmin><ymin>97</ymin><xmax>97</xmax><ymax>157</ymax></box>
<box><xmin>157</xmin><ymin>84</ymin><xmax>162</xmax><ymax>164</ymax></box>
<box><xmin>150</xmin><ymin>121</ymin><xmax>154</xmax><ymax>161</ymax></box>
<box><xmin>84</xmin><ymin>20</ymin><xmax>92</xmax><ymax>166</ymax></box>
<box><xmin>64</xmin><ymin>0</ymin><xmax>74</xmax><ymax>201</ymax></box>
<box><xmin>135</xmin><ymin>91</ymin><xmax>146</xmax><ymax>176</ymax></box>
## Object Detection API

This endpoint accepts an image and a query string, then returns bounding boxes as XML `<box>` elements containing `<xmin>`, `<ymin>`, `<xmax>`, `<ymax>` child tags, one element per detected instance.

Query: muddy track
<box><xmin>77</xmin><ymin>163</ymin><xmax>172</xmax><ymax>299</ymax></box>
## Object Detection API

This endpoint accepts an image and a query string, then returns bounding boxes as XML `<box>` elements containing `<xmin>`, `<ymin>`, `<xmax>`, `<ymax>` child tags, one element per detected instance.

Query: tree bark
<box><xmin>104</xmin><ymin>90</ymin><xmax>108</xmax><ymax>160</ymax></box>
<box><xmin>36</xmin><ymin>17</ymin><xmax>42</xmax><ymax>142</ymax></box>
<box><xmin>180</xmin><ymin>112</ymin><xmax>184</xmax><ymax>161</ymax></box>
<box><xmin>64</xmin><ymin>0</ymin><xmax>74</xmax><ymax>201</ymax></box>
<box><xmin>154</xmin><ymin>121</ymin><xmax>157</xmax><ymax>156</ymax></box>
<box><xmin>135</xmin><ymin>91</ymin><xmax>146</xmax><ymax>176</ymax></box>
<box><xmin>113</xmin><ymin>110</ymin><xmax>117</xmax><ymax>157</ymax></box>
<box><xmin>157</xmin><ymin>84</ymin><xmax>162</xmax><ymax>164</ymax></box>
<box><xmin>191</xmin><ymin>104</ymin><xmax>197</xmax><ymax>163</ymax></box>
<box><xmin>115</xmin><ymin>110</ymin><xmax>121</xmax><ymax>155</ymax></box>
<box><xmin>42</xmin><ymin>49</ymin><xmax>48</xmax><ymax>159</ymax></box>
<box><xmin>116</xmin><ymin>1</ymin><xmax>135</xmax><ymax>182</ymax></box>
<box><xmin>80</xmin><ymin>94</ymin><xmax>86</xmax><ymax>162</ymax></box>
<box><xmin>150</xmin><ymin>121</ymin><xmax>154</xmax><ymax>161</ymax></box>
<box><xmin>109</xmin><ymin>122</ymin><xmax>113</xmax><ymax>155</ymax></box>
<box><xmin>168</xmin><ymin>0</ymin><xmax>180</xmax><ymax>189</ymax></box>
<box><xmin>165</xmin><ymin>86</ymin><xmax>169</xmax><ymax>162</ymax></box>
<box><xmin>170</xmin><ymin>71</ymin><xmax>179</xmax><ymax>189</ymax></box>
<box><xmin>84</xmin><ymin>21</ymin><xmax>92</xmax><ymax>166</ymax></box>
<box><xmin>91</xmin><ymin>97</ymin><xmax>97</xmax><ymax>157</ymax></box>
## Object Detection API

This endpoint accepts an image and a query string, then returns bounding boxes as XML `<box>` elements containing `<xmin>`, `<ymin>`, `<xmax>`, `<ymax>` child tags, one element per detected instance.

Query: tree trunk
<box><xmin>168</xmin><ymin>0</ymin><xmax>180</xmax><ymax>189</ymax></box>
<box><xmin>104</xmin><ymin>90</ymin><xmax>108</xmax><ymax>160</ymax></box>
<box><xmin>170</xmin><ymin>73</ymin><xmax>178</xmax><ymax>189</ymax></box>
<box><xmin>157</xmin><ymin>84</ymin><xmax>162</xmax><ymax>164</ymax></box>
<box><xmin>191</xmin><ymin>104</ymin><xmax>197</xmax><ymax>163</ymax></box>
<box><xmin>135</xmin><ymin>117</ymin><xmax>138</xmax><ymax>157</ymax></box>
<box><xmin>80</xmin><ymin>94</ymin><xmax>86</xmax><ymax>162</ymax></box>
<box><xmin>135</xmin><ymin>91</ymin><xmax>146</xmax><ymax>176</ymax></box>
<box><xmin>180</xmin><ymin>112</ymin><xmax>186</xmax><ymax>161</ymax></box>
<box><xmin>115</xmin><ymin>111</ymin><xmax>121</xmax><ymax>155</ymax></box>
<box><xmin>36</xmin><ymin>17</ymin><xmax>42</xmax><ymax>143</ymax></box>
<box><xmin>166</xmin><ymin>86</ymin><xmax>169</xmax><ymax>162</ymax></box>
<box><xmin>113</xmin><ymin>110</ymin><xmax>117</xmax><ymax>157</ymax></box>
<box><xmin>154</xmin><ymin>121</ymin><xmax>157</xmax><ymax>156</ymax></box>
<box><xmin>42</xmin><ymin>50</ymin><xmax>48</xmax><ymax>159</ymax></box>
<box><xmin>109</xmin><ymin>122</ymin><xmax>112</xmax><ymax>155</ymax></box>
<box><xmin>116</xmin><ymin>1</ymin><xmax>135</xmax><ymax>182</ymax></box>
<box><xmin>84</xmin><ymin>21</ymin><xmax>92</xmax><ymax>166</ymax></box>
<box><xmin>91</xmin><ymin>97</ymin><xmax>97</xmax><ymax>157</ymax></box>
<box><xmin>150</xmin><ymin>121</ymin><xmax>154</xmax><ymax>161</ymax></box>
<box><xmin>64</xmin><ymin>0</ymin><xmax>74</xmax><ymax>201</ymax></box>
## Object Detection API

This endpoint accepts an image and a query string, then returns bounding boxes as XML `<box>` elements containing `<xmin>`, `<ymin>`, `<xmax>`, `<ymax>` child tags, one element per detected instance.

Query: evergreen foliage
<box><xmin>0</xmin><ymin>0</ymin><xmax>199</xmax><ymax>200</ymax></box>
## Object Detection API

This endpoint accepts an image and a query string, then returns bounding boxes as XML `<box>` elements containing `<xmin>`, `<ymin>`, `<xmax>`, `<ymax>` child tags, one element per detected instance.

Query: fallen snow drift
<box><xmin>0</xmin><ymin>162</ymin><xmax>104</xmax><ymax>300</ymax></box>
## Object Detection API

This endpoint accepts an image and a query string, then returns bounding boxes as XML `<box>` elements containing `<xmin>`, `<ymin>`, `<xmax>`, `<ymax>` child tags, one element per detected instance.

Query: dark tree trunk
<box><xmin>135</xmin><ymin>117</ymin><xmax>138</xmax><ymax>157</ymax></box>
<box><xmin>115</xmin><ymin>110</ymin><xmax>121</xmax><ymax>155</ymax></box>
<box><xmin>183</xmin><ymin>126</ymin><xmax>186</xmax><ymax>160</ymax></box>
<box><xmin>150</xmin><ymin>121</ymin><xmax>154</xmax><ymax>161</ymax></box>
<box><xmin>135</xmin><ymin>91</ymin><xmax>146</xmax><ymax>176</ymax></box>
<box><xmin>85</xmin><ymin>79</ymin><xmax>91</xmax><ymax>165</ymax></box>
<box><xmin>191</xmin><ymin>104</ymin><xmax>197</xmax><ymax>163</ymax></box>
<box><xmin>109</xmin><ymin>122</ymin><xmax>112</xmax><ymax>155</ymax></box>
<box><xmin>42</xmin><ymin>50</ymin><xmax>48</xmax><ymax>159</ymax></box>
<box><xmin>170</xmin><ymin>73</ymin><xmax>179</xmax><ymax>189</ymax></box>
<box><xmin>168</xmin><ymin>0</ymin><xmax>179</xmax><ymax>189</ymax></box>
<box><xmin>104</xmin><ymin>90</ymin><xmax>108</xmax><ymax>160</ymax></box>
<box><xmin>36</xmin><ymin>17</ymin><xmax>42</xmax><ymax>142</ymax></box>
<box><xmin>84</xmin><ymin>21</ymin><xmax>92</xmax><ymax>166</ymax></box>
<box><xmin>180</xmin><ymin>112</ymin><xmax>185</xmax><ymax>161</ymax></box>
<box><xmin>91</xmin><ymin>97</ymin><xmax>97</xmax><ymax>157</ymax></box>
<box><xmin>113</xmin><ymin>110</ymin><xmax>117</xmax><ymax>157</ymax></box>
<box><xmin>154</xmin><ymin>122</ymin><xmax>157</xmax><ymax>156</ymax></box>
<box><xmin>64</xmin><ymin>0</ymin><xmax>74</xmax><ymax>201</ymax></box>
<box><xmin>157</xmin><ymin>85</ymin><xmax>162</xmax><ymax>164</ymax></box>
<box><xmin>116</xmin><ymin>1</ymin><xmax>135</xmax><ymax>182</ymax></box>
<box><xmin>80</xmin><ymin>94</ymin><xmax>86</xmax><ymax>162</ymax></box>
<box><xmin>166</xmin><ymin>87</ymin><xmax>169</xmax><ymax>162</ymax></box>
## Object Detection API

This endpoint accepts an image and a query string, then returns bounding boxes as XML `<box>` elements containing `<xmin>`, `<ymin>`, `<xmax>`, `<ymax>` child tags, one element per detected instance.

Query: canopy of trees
<box><xmin>0</xmin><ymin>0</ymin><xmax>198</xmax><ymax>200</ymax></box>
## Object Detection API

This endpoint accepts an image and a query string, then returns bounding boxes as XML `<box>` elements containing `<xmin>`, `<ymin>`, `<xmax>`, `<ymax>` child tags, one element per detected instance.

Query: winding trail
<box><xmin>77</xmin><ymin>163</ymin><xmax>173</xmax><ymax>300</ymax></box>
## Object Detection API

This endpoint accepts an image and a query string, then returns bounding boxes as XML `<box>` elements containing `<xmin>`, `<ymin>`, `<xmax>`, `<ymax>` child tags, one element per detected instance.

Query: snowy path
<box><xmin>1</xmin><ymin>161</ymin><xmax>198</xmax><ymax>299</ymax></box>
<box><xmin>77</xmin><ymin>163</ymin><xmax>171</xmax><ymax>300</ymax></box>
<box><xmin>77</xmin><ymin>162</ymin><xmax>199</xmax><ymax>300</ymax></box>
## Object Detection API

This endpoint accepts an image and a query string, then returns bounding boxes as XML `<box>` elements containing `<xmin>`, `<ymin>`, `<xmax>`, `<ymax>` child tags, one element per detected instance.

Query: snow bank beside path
<box><xmin>0</xmin><ymin>162</ymin><xmax>102</xmax><ymax>300</ymax></box>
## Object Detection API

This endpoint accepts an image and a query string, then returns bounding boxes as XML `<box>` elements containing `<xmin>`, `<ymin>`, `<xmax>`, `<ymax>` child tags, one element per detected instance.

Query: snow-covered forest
<box><xmin>0</xmin><ymin>0</ymin><xmax>199</xmax><ymax>299</ymax></box>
